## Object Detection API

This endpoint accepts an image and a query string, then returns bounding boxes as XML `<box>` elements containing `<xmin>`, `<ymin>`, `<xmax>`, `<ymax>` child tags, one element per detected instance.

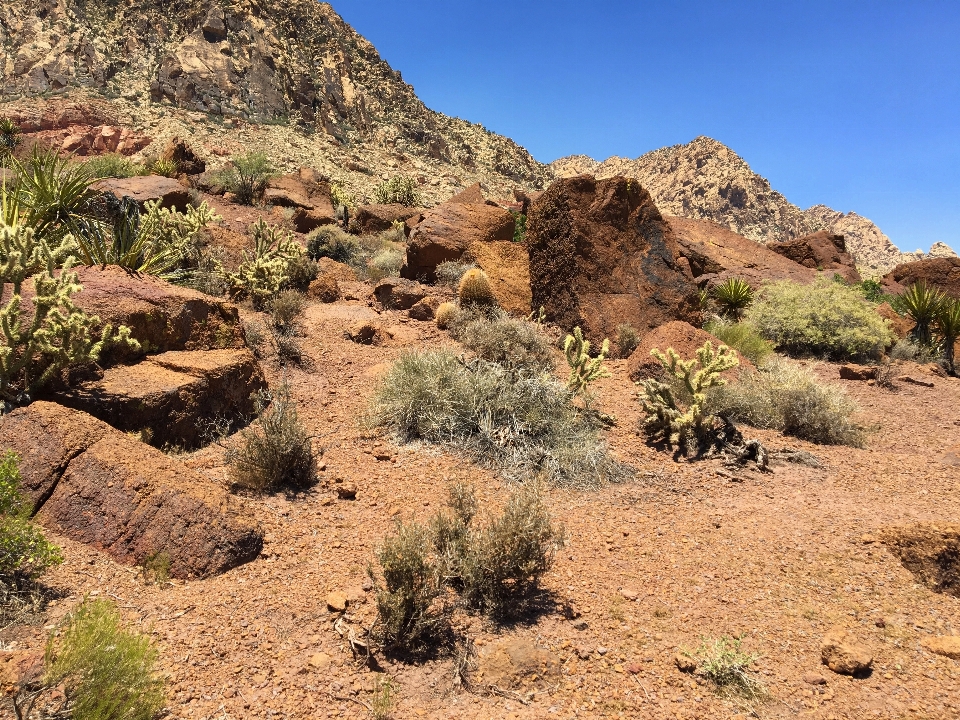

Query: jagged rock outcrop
<box><xmin>526</xmin><ymin>175</ymin><xmax>701</xmax><ymax>344</ymax></box>
<box><xmin>1</xmin><ymin>1</ymin><xmax>549</xmax><ymax>195</ymax></box>
<box><xmin>766</xmin><ymin>230</ymin><xmax>860</xmax><ymax>284</ymax></box>
<box><xmin>552</xmin><ymin>138</ymin><xmax>956</xmax><ymax>274</ymax></box>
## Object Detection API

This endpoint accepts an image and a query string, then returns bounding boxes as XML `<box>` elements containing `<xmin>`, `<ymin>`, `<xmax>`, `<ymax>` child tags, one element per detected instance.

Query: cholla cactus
<box><xmin>639</xmin><ymin>341</ymin><xmax>739</xmax><ymax>456</ymax></box>
<box><xmin>1</xmin><ymin>216</ymin><xmax>138</xmax><ymax>407</ymax></box>
<box><xmin>457</xmin><ymin>268</ymin><xmax>497</xmax><ymax>308</ymax></box>
<box><xmin>564</xmin><ymin>326</ymin><xmax>610</xmax><ymax>396</ymax></box>
<box><xmin>228</xmin><ymin>218</ymin><xmax>303</xmax><ymax>308</ymax></box>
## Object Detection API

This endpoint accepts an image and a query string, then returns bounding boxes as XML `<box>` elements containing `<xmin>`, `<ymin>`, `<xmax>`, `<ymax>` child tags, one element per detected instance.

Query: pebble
<box><xmin>326</xmin><ymin>591</ymin><xmax>348</xmax><ymax>613</ymax></box>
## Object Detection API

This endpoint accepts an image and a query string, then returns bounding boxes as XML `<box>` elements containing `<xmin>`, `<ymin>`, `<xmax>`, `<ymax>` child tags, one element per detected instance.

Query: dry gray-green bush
<box><xmin>682</xmin><ymin>635</ymin><xmax>765</xmax><ymax>700</ymax></box>
<box><xmin>889</xmin><ymin>338</ymin><xmax>934</xmax><ymax>362</ymax></box>
<box><xmin>707</xmin><ymin>357</ymin><xmax>865</xmax><ymax>446</ymax></box>
<box><xmin>615</xmin><ymin>323</ymin><xmax>641</xmax><ymax>359</ymax></box>
<box><xmin>367</xmin><ymin>351</ymin><xmax>627</xmax><ymax>487</ymax></box>
<box><xmin>367</xmin><ymin>246</ymin><xmax>405</xmax><ymax>281</ymax></box>
<box><xmin>452</xmin><ymin>309</ymin><xmax>555</xmax><ymax>373</ymax></box>
<box><xmin>431</xmin><ymin>483</ymin><xmax>477</xmax><ymax>584</ymax></box>
<box><xmin>703</xmin><ymin>317</ymin><xmax>774</xmax><ymax>366</ymax></box>
<box><xmin>436</xmin><ymin>260</ymin><xmax>476</xmax><ymax>288</ymax></box>
<box><xmin>225</xmin><ymin>383</ymin><xmax>316</xmax><ymax>491</ymax></box>
<box><xmin>269</xmin><ymin>290</ymin><xmax>306</xmax><ymax>335</ymax></box>
<box><xmin>369</xmin><ymin>520</ymin><xmax>450</xmax><ymax>656</ymax></box>
<box><xmin>306</xmin><ymin>225</ymin><xmax>360</xmax><ymax>264</ymax></box>
<box><xmin>459</xmin><ymin>484</ymin><xmax>564</xmax><ymax>619</ymax></box>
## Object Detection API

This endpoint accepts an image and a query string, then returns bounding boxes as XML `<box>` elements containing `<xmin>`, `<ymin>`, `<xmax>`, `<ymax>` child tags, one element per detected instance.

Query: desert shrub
<box><xmin>150</xmin><ymin>157</ymin><xmax>178</xmax><ymax>178</ymax></box>
<box><xmin>639</xmin><ymin>342</ymin><xmax>739</xmax><ymax>457</ymax></box>
<box><xmin>436</xmin><ymin>260</ymin><xmax>475</xmax><ymax>288</ymax></box>
<box><xmin>896</xmin><ymin>280</ymin><xmax>947</xmax><ymax>348</ymax></box>
<box><xmin>330</xmin><ymin>181</ymin><xmax>355</xmax><ymax>210</ymax></box>
<box><xmin>434</xmin><ymin>302</ymin><xmax>458</xmax><ymax>329</ymax></box>
<box><xmin>0</xmin><ymin>452</ymin><xmax>62</xmax><ymax>584</ymax></box>
<box><xmin>367</xmin><ymin>246</ymin><xmax>405</xmax><ymax>281</ymax></box>
<box><xmin>42</xmin><ymin>598</ymin><xmax>165</xmax><ymax>720</ymax></box>
<box><xmin>83</xmin><ymin>154</ymin><xmax>146</xmax><ymax>179</ymax></box>
<box><xmin>306</xmin><ymin>225</ymin><xmax>360</xmax><ymax>264</ymax></box>
<box><xmin>225</xmin><ymin>383</ymin><xmax>316</xmax><ymax>492</ymax></box>
<box><xmin>269</xmin><ymin>289</ymin><xmax>306</xmax><ymax>334</ymax></box>
<box><xmin>215</xmin><ymin>152</ymin><xmax>274</xmax><ymax>205</ymax></box>
<box><xmin>227</xmin><ymin>219</ymin><xmax>304</xmax><ymax>307</ymax></box>
<box><xmin>615</xmin><ymin>323</ymin><xmax>641</xmax><ymax>359</ymax></box>
<box><xmin>564</xmin><ymin>327</ymin><xmax>610</xmax><ymax>397</ymax></box>
<box><xmin>458</xmin><ymin>268</ymin><xmax>498</xmax><ymax>307</ymax></box>
<box><xmin>373</xmin><ymin>176</ymin><xmax>421</xmax><ymax>207</ymax></box>
<box><xmin>707</xmin><ymin>357</ymin><xmax>865</xmax><ymax>446</ymax></box>
<box><xmin>712</xmin><ymin>278</ymin><xmax>754</xmax><ymax>319</ymax></box>
<box><xmin>0</xmin><ymin>118</ymin><xmax>22</xmax><ymax>157</ymax></box>
<box><xmin>369</xmin><ymin>520</ymin><xmax>449</xmax><ymax>656</ymax></box>
<box><xmin>744</xmin><ymin>277</ymin><xmax>892</xmax><ymax>360</ymax></box>
<box><xmin>682</xmin><ymin>635</ymin><xmax>764</xmax><ymax>699</ymax></box>
<box><xmin>430</xmin><ymin>483</ymin><xmax>477</xmax><ymax>582</ymax></box>
<box><xmin>367</xmin><ymin>351</ymin><xmax>626</xmax><ymax>487</ymax></box>
<box><xmin>703</xmin><ymin>317</ymin><xmax>774</xmax><ymax>366</ymax></box>
<box><xmin>460</xmin><ymin>484</ymin><xmax>564</xmax><ymax>618</ymax></box>
<box><xmin>855</xmin><ymin>278</ymin><xmax>885</xmax><ymax>303</ymax></box>
<box><xmin>454</xmin><ymin>310</ymin><xmax>554</xmax><ymax>373</ymax></box>
<box><xmin>512</xmin><ymin>212</ymin><xmax>527</xmax><ymax>243</ymax></box>
<box><xmin>888</xmin><ymin>338</ymin><xmax>932</xmax><ymax>362</ymax></box>
<box><xmin>1</xmin><ymin>206</ymin><xmax>138</xmax><ymax>407</ymax></box>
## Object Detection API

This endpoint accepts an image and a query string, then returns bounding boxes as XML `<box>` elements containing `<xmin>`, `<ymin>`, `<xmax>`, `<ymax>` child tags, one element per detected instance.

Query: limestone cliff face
<box><xmin>551</xmin><ymin>137</ymin><xmax>956</xmax><ymax>274</ymax></box>
<box><xmin>1</xmin><ymin>1</ymin><xmax>549</xmax><ymax>190</ymax></box>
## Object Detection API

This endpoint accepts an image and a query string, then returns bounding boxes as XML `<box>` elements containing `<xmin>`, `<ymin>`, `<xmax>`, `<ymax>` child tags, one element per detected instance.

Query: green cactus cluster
<box><xmin>639</xmin><ymin>341</ymin><xmax>739</xmax><ymax>457</ymax></box>
<box><xmin>563</xmin><ymin>326</ymin><xmax>610</xmax><ymax>396</ymax></box>
<box><xmin>227</xmin><ymin>218</ymin><xmax>304</xmax><ymax>308</ymax></box>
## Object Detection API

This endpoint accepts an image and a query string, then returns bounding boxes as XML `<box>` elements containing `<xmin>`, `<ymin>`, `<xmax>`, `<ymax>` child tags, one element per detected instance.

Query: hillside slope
<box><xmin>1</xmin><ymin>0</ymin><xmax>550</xmax><ymax>202</ymax></box>
<box><xmin>552</xmin><ymin>137</ymin><xmax>956</xmax><ymax>274</ymax></box>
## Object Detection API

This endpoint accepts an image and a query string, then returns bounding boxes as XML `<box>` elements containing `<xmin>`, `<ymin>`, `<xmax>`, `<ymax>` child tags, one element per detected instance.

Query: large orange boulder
<box><xmin>526</xmin><ymin>175</ymin><xmax>700</xmax><ymax>344</ymax></box>
<box><xmin>669</xmin><ymin>216</ymin><xmax>817</xmax><ymax>289</ymax></box>
<box><xmin>627</xmin><ymin>321</ymin><xmax>753</xmax><ymax>382</ymax></box>
<box><xmin>881</xmin><ymin>257</ymin><xmax>960</xmax><ymax>298</ymax></box>
<box><xmin>94</xmin><ymin>175</ymin><xmax>192</xmax><ymax>211</ymax></box>
<box><xmin>466</xmin><ymin>241</ymin><xmax>532</xmax><ymax>315</ymax></box>
<box><xmin>0</xmin><ymin>402</ymin><xmax>263</xmax><ymax>578</ymax></box>
<box><xmin>47</xmin><ymin>350</ymin><xmax>266</xmax><ymax>450</ymax></box>
<box><xmin>402</xmin><ymin>188</ymin><xmax>516</xmax><ymax>281</ymax></box>
<box><xmin>766</xmin><ymin>230</ymin><xmax>861</xmax><ymax>283</ymax></box>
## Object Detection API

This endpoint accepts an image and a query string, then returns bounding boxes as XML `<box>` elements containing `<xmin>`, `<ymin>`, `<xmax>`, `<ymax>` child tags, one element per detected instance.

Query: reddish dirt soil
<box><xmin>4</xmin><ymin>290</ymin><xmax>960</xmax><ymax>720</ymax></box>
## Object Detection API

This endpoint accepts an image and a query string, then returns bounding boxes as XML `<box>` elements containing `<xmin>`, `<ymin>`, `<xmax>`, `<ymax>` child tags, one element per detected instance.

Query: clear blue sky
<box><xmin>332</xmin><ymin>0</ymin><xmax>960</xmax><ymax>254</ymax></box>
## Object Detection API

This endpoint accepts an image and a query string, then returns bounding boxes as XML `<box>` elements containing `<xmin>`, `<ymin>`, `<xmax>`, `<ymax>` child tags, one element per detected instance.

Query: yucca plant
<box><xmin>712</xmin><ymin>278</ymin><xmax>754</xmax><ymax>319</ymax></box>
<box><xmin>0</xmin><ymin>118</ymin><xmax>22</xmax><ymax>157</ymax></box>
<box><xmin>936</xmin><ymin>298</ymin><xmax>960</xmax><ymax>373</ymax></box>
<box><xmin>897</xmin><ymin>281</ymin><xmax>946</xmax><ymax>347</ymax></box>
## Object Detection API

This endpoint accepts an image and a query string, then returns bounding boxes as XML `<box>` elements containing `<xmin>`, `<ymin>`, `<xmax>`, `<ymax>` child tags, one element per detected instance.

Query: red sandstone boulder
<box><xmin>94</xmin><ymin>175</ymin><xmax>192</xmax><ymax>211</ymax></box>
<box><xmin>161</xmin><ymin>136</ymin><xmax>206</xmax><ymax>175</ymax></box>
<box><xmin>767</xmin><ymin>231</ymin><xmax>861</xmax><ymax>284</ymax></box>
<box><xmin>402</xmin><ymin>191</ymin><xmax>516</xmax><ymax>281</ymax></box>
<box><xmin>668</xmin><ymin>216</ymin><xmax>817</xmax><ymax>289</ymax></box>
<box><xmin>373</xmin><ymin>278</ymin><xmax>428</xmax><ymax>310</ymax></box>
<box><xmin>465</xmin><ymin>241</ymin><xmax>532</xmax><ymax>315</ymax></box>
<box><xmin>0</xmin><ymin>402</ymin><xmax>263</xmax><ymax>578</ymax></box>
<box><xmin>264</xmin><ymin>170</ymin><xmax>337</xmax><ymax>232</ymax></box>
<box><xmin>627</xmin><ymin>321</ymin><xmax>752</xmax><ymax>382</ymax></box>
<box><xmin>355</xmin><ymin>204</ymin><xmax>425</xmax><ymax>236</ymax></box>
<box><xmin>48</xmin><ymin>349</ymin><xmax>266</xmax><ymax>449</ymax></box>
<box><xmin>881</xmin><ymin>257</ymin><xmax>960</xmax><ymax>298</ymax></box>
<box><xmin>526</xmin><ymin>176</ymin><xmax>700</xmax><ymax>344</ymax></box>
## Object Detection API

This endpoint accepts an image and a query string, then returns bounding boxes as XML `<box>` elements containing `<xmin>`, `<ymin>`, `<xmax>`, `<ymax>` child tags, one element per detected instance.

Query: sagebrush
<box><xmin>451</xmin><ymin>309</ymin><xmax>554</xmax><ymax>373</ymax></box>
<box><xmin>703</xmin><ymin>317</ymin><xmax>774</xmax><ymax>366</ymax></box>
<box><xmin>0</xmin><ymin>452</ymin><xmax>62</xmax><ymax>585</ymax></box>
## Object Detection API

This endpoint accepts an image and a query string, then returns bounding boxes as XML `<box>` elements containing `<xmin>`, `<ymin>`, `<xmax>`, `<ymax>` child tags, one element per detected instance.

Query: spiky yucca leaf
<box><xmin>712</xmin><ymin>277</ymin><xmax>754</xmax><ymax>319</ymax></box>
<box><xmin>898</xmin><ymin>281</ymin><xmax>946</xmax><ymax>347</ymax></box>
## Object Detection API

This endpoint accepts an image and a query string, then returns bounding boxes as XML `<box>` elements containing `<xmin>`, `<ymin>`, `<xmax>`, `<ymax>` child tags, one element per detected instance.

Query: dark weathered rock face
<box><xmin>668</xmin><ymin>216</ymin><xmax>817</xmax><ymax>289</ymax></box>
<box><xmin>47</xmin><ymin>350</ymin><xmax>266</xmax><ymax>450</ymax></box>
<box><xmin>354</xmin><ymin>204</ymin><xmax>425</xmax><ymax>236</ymax></box>
<box><xmin>767</xmin><ymin>230</ymin><xmax>861</xmax><ymax>284</ymax></box>
<box><xmin>0</xmin><ymin>402</ymin><xmax>262</xmax><ymax>578</ymax></box>
<box><xmin>881</xmin><ymin>257</ymin><xmax>960</xmax><ymax>298</ymax></box>
<box><xmin>1</xmin><ymin>1</ymin><xmax>549</xmax><ymax>189</ymax></box>
<box><xmin>526</xmin><ymin>175</ymin><xmax>701</xmax><ymax>344</ymax></box>
<box><xmin>882</xmin><ymin>524</ymin><xmax>960</xmax><ymax>598</ymax></box>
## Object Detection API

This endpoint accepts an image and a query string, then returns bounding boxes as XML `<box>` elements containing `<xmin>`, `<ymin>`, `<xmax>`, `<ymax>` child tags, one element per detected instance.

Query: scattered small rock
<box><xmin>309</xmin><ymin>652</ymin><xmax>332</xmax><ymax>670</ymax></box>
<box><xmin>571</xmin><ymin>620</ymin><xmax>588</xmax><ymax>631</ymax></box>
<box><xmin>898</xmin><ymin>375</ymin><xmax>935</xmax><ymax>388</ymax></box>
<box><xmin>674</xmin><ymin>653</ymin><xmax>697</xmax><ymax>673</ymax></box>
<box><xmin>345</xmin><ymin>321</ymin><xmax>383</xmax><ymax>345</ymax></box>
<box><xmin>820</xmin><ymin>626</ymin><xmax>873</xmax><ymax>676</ymax></box>
<box><xmin>620</xmin><ymin>588</ymin><xmax>639</xmax><ymax>601</ymax></box>
<box><xmin>921</xmin><ymin>635</ymin><xmax>960</xmax><ymax>660</ymax></box>
<box><xmin>336</xmin><ymin>484</ymin><xmax>358</xmax><ymax>500</ymax></box>
<box><xmin>626</xmin><ymin>662</ymin><xmax>643</xmax><ymax>675</ymax></box>
<box><xmin>802</xmin><ymin>672</ymin><xmax>828</xmax><ymax>686</ymax></box>
<box><xmin>326</xmin><ymin>591</ymin><xmax>348</xmax><ymax>613</ymax></box>
<box><xmin>839</xmin><ymin>364</ymin><xmax>877</xmax><ymax>381</ymax></box>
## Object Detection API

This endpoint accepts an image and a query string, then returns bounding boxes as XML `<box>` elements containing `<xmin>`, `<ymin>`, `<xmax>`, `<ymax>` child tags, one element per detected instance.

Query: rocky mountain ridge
<box><xmin>1</xmin><ymin>0</ymin><xmax>550</xmax><ymax>203</ymax></box>
<box><xmin>551</xmin><ymin>138</ymin><xmax>957</xmax><ymax>274</ymax></box>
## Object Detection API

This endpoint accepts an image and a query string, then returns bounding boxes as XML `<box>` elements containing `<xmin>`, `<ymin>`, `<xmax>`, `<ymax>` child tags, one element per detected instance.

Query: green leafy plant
<box><xmin>225</xmin><ymin>382</ymin><xmax>316</xmax><ymax>492</ymax></box>
<box><xmin>82</xmin><ymin>154</ymin><xmax>146</xmax><ymax>179</ymax></box>
<box><xmin>856</xmin><ymin>278</ymin><xmax>885</xmax><ymax>302</ymax></box>
<box><xmin>215</xmin><ymin>152</ymin><xmax>274</xmax><ymax>205</ymax></box>
<box><xmin>139</xmin><ymin>551</ymin><xmax>171</xmax><ymax>587</ymax></box>
<box><xmin>0</xmin><ymin>452</ymin><xmax>62</xmax><ymax>584</ymax></box>
<box><xmin>39</xmin><ymin>598</ymin><xmax>165</xmax><ymax>720</ymax></box>
<box><xmin>563</xmin><ymin>327</ymin><xmax>610</xmax><ymax>397</ymax></box>
<box><xmin>707</xmin><ymin>357</ymin><xmax>865</xmax><ymax>446</ymax></box>
<box><xmin>150</xmin><ymin>157</ymin><xmax>178</xmax><ymax>178</ymax></box>
<box><xmin>712</xmin><ymin>278</ymin><xmax>754</xmax><ymax>319</ymax></box>
<box><xmin>745</xmin><ymin>277</ymin><xmax>892</xmax><ymax>360</ymax></box>
<box><xmin>703</xmin><ymin>317</ymin><xmax>774</xmax><ymax>366</ymax></box>
<box><xmin>682</xmin><ymin>635</ymin><xmax>765</xmax><ymax>699</ymax></box>
<box><xmin>369</xmin><ymin>519</ymin><xmax>449</xmax><ymax>656</ymax></box>
<box><xmin>373</xmin><ymin>176</ymin><xmax>421</xmax><ymax>207</ymax></box>
<box><xmin>0</xmin><ymin>118</ymin><xmax>22</xmax><ymax>157</ymax></box>
<box><xmin>512</xmin><ymin>212</ymin><xmax>527</xmax><ymax>243</ymax></box>
<box><xmin>1</xmin><ymin>208</ymin><xmax>138</xmax><ymax>406</ymax></box>
<box><xmin>330</xmin><ymin>181</ymin><xmax>355</xmax><ymax>210</ymax></box>
<box><xmin>639</xmin><ymin>341</ymin><xmax>739</xmax><ymax>457</ymax></box>
<box><xmin>370</xmin><ymin>675</ymin><xmax>396</xmax><ymax>720</ymax></box>
<box><xmin>227</xmin><ymin>218</ymin><xmax>304</xmax><ymax>307</ymax></box>
<box><xmin>935</xmin><ymin>297</ymin><xmax>960</xmax><ymax>373</ymax></box>
<box><xmin>897</xmin><ymin>280</ymin><xmax>946</xmax><ymax>348</ymax></box>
